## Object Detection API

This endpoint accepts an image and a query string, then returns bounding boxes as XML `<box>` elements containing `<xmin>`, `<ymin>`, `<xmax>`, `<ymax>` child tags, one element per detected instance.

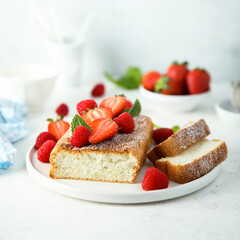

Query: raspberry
<box><xmin>76</xmin><ymin>99</ymin><xmax>98</xmax><ymax>116</ymax></box>
<box><xmin>91</xmin><ymin>83</ymin><xmax>105</xmax><ymax>97</ymax></box>
<box><xmin>37</xmin><ymin>140</ymin><xmax>56</xmax><ymax>163</ymax></box>
<box><xmin>35</xmin><ymin>131</ymin><xmax>57</xmax><ymax>149</ymax></box>
<box><xmin>153</xmin><ymin>128</ymin><xmax>174</xmax><ymax>144</ymax></box>
<box><xmin>113</xmin><ymin>112</ymin><xmax>135</xmax><ymax>133</ymax></box>
<box><xmin>70</xmin><ymin>126</ymin><xmax>91</xmax><ymax>147</ymax></box>
<box><xmin>124</xmin><ymin>99</ymin><xmax>133</xmax><ymax>109</ymax></box>
<box><xmin>56</xmin><ymin>103</ymin><xmax>69</xmax><ymax>116</ymax></box>
<box><xmin>142</xmin><ymin>167</ymin><xmax>169</xmax><ymax>191</ymax></box>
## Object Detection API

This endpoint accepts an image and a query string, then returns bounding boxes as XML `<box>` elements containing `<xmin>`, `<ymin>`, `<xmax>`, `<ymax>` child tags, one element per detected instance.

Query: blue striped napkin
<box><xmin>0</xmin><ymin>99</ymin><xmax>28</xmax><ymax>169</ymax></box>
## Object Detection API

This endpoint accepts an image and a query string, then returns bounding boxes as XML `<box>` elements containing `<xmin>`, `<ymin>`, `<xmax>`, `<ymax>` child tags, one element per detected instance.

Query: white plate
<box><xmin>26</xmin><ymin>146</ymin><xmax>221</xmax><ymax>204</ymax></box>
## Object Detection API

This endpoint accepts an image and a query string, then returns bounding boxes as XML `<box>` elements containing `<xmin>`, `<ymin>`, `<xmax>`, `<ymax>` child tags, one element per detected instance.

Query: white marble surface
<box><xmin>0</xmin><ymin>82</ymin><xmax>239</xmax><ymax>240</ymax></box>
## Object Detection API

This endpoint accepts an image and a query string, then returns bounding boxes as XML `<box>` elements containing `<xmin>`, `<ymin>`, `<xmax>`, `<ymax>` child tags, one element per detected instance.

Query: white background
<box><xmin>0</xmin><ymin>0</ymin><xmax>240</xmax><ymax>83</ymax></box>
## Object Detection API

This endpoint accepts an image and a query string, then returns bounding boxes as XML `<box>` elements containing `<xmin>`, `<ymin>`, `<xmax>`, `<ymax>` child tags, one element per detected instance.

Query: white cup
<box><xmin>45</xmin><ymin>37</ymin><xmax>85</xmax><ymax>88</ymax></box>
<box><xmin>0</xmin><ymin>64</ymin><xmax>58</xmax><ymax>112</ymax></box>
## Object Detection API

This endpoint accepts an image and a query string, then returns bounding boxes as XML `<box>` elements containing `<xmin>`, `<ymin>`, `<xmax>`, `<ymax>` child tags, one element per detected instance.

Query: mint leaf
<box><xmin>104</xmin><ymin>67</ymin><xmax>142</xmax><ymax>90</ymax></box>
<box><xmin>171</xmin><ymin>125</ymin><xmax>180</xmax><ymax>133</ymax></box>
<box><xmin>124</xmin><ymin>99</ymin><xmax>141</xmax><ymax>117</ymax></box>
<box><xmin>71</xmin><ymin>114</ymin><xmax>91</xmax><ymax>133</ymax></box>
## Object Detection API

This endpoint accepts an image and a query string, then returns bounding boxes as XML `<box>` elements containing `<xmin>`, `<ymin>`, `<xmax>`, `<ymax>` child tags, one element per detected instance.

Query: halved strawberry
<box><xmin>89</xmin><ymin>118</ymin><xmax>118</xmax><ymax>144</ymax></box>
<box><xmin>82</xmin><ymin>107</ymin><xmax>113</xmax><ymax>125</ymax></box>
<box><xmin>48</xmin><ymin>120</ymin><xmax>70</xmax><ymax>140</ymax></box>
<box><xmin>100</xmin><ymin>96</ymin><xmax>126</xmax><ymax>117</ymax></box>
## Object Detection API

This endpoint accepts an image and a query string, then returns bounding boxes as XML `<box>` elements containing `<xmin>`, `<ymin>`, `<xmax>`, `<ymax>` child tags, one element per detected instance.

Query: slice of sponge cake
<box><xmin>147</xmin><ymin>119</ymin><xmax>210</xmax><ymax>164</ymax></box>
<box><xmin>155</xmin><ymin>139</ymin><xmax>227</xmax><ymax>184</ymax></box>
<box><xmin>49</xmin><ymin>115</ymin><xmax>153</xmax><ymax>183</ymax></box>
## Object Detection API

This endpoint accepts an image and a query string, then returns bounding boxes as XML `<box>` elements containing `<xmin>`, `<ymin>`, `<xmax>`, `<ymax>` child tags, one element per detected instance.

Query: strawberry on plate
<box><xmin>89</xmin><ymin>118</ymin><xmax>118</xmax><ymax>144</ymax></box>
<box><xmin>167</xmin><ymin>61</ymin><xmax>188</xmax><ymax>87</ymax></box>
<box><xmin>100</xmin><ymin>95</ymin><xmax>126</xmax><ymax>117</ymax></box>
<box><xmin>48</xmin><ymin>119</ymin><xmax>70</xmax><ymax>140</ymax></box>
<box><xmin>82</xmin><ymin>107</ymin><xmax>113</xmax><ymax>125</ymax></box>
<box><xmin>142</xmin><ymin>71</ymin><xmax>162</xmax><ymax>91</ymax></box>
<box><xmin>155</xmin><ymin>76</ymin><xmax>183</xmax><ymax>95</ymax></box>
<box><xmin>186</xmin><ymin>69</ymin><xmax>210</xmax><ymax>94</ymax></box>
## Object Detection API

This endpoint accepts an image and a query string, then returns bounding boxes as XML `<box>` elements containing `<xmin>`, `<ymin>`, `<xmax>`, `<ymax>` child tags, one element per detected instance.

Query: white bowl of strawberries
<box><xmin>140</xmin><ymin>61</ymin><xmax>211</xmax><ymax>112</ymax></box>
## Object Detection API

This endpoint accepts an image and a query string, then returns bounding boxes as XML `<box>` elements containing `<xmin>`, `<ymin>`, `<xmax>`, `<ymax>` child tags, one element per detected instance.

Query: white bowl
<box><xmin>140</xmin><ymin>86</ymin><xmax>211</xmax><ymax>112</ymax></box>
<box><xmin>0</xmin><ymin>64</ymin><xmax>58</xmax><ymax>112</ymax></box>
<box><xmin>215</xmin><ymin>100</ymin><xmax>240</xmax><ymax>126</ymax></box>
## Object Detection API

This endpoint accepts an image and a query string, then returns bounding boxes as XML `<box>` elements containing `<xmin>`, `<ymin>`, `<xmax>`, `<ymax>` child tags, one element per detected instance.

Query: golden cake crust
<box><xmin>49</xmin><ymin>115</ymin><xmax>153</xmax><ymax>183</ymax></box>
<box><xmin>155</xmin><ymin>140</ymin><xmax>228</xmax><ymax>184</ymax></box>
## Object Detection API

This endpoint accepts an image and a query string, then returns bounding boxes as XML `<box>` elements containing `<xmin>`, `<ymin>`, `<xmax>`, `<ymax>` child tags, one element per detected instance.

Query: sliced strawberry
<box><xmin>100</xmin><ymin>96</ymin><xmax>126</xmax><ymax>117</ymax></box>
<box><xmin>89</xmin><ymin>118</ymin><xmax>118</xmax><ymax>144</ymax></box>
<box><xmin>82</xmin><ymin>107</ymin><xmax>113</xmax><ymax>125</ymax></box>
<box><xmin>48</xmin><ymin>120</ymin><xmax>70</xmax><ymax>140</ymax></box>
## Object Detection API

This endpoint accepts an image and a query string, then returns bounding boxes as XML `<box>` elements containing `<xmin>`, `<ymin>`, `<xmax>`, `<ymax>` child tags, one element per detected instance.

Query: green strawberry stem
<box><xmin>46</xmin><ymin>118</ymin><xmax>54</xmax><ymax>122</ymax></box>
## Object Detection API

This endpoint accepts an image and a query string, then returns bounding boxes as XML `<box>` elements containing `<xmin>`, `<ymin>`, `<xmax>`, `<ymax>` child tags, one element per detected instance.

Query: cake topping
<box><xmin>76</xmin><ymin>99</ymin><xmax>98</xmax><ymax>116</ymax></box>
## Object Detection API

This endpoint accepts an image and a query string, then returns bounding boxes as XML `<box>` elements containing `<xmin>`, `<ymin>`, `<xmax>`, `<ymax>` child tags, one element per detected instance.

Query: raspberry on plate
<box><xmin>35</xmin><ymin>131</ymin><xmax>57</xmax><ymax>149</ymax></box>
<box><xmin>56</xmin><ymin>103</ymin><xmax>69</xmax><ymax>116</ymax></box>
<box><xmin>89</xmin><ymin>118</ymin><xmax>118</xmax><ymax>144</ymax></box>
<box><xmin>153</xmin><ymin>128</ymin><xmax>174</xmax><ymax>144</ymax></box>
<box><xmin>142</xmin><ymin>167</ymin><xmax>169</xmax><ymax>191</ymax></box>
<box><xmin>113</xmin><ymin>112</ymin><xmax>135</xmax><ymax>133</ymax></box>
<box><xmin>37</xmin><ymin>140</ymin><xmax>56</xmax><ymax>163</ymax></box>
<box><xmin>76</xmin><ymin>99</ymin><xmax>98</xmax><ymax>116</ymax></box>
<box><xmin>91</xmin><ymin>83</ymin><xmax>105</xmax><ymax>97</ymax></box>
<box><xmin>70</xmin><ymin>126</ymin><xmax>91</xmax><ymax>148</ymax></box>
<box><xmin>124</xmin><ymin>99</ymin><xmax>133</xmax><ymax>109</ymax></box>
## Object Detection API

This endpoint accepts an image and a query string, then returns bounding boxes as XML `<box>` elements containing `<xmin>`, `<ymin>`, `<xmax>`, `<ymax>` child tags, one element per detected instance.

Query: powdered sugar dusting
<box><xmin>171</xmin><ymin>119</ymin><xmax>210</xmax><ymax>150</ymax></box>
<box><xmin>60</xmin><ymin>115</ymin><xmax>152</xmax><ymax>155</ymax></box>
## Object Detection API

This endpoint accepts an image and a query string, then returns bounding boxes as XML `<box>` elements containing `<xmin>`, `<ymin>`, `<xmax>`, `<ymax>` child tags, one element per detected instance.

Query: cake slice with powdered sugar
<box><xmin>155</xmin><ymin>139</ymin><xmax>227</xmax><ymax>184</ymax></box>
<box><xmin>147</xmin><ymin>119</ymin><xmax>210</xmax><ymax>164</ymax></box>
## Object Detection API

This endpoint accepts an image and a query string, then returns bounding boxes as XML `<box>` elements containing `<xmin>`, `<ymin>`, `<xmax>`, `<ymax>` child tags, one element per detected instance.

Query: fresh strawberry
<box><xmin>186</xmin><ymin>69</ymin><xmax>210</xmax><ymax>94</ymax></box>
<box><xmin>70</xmin><ymin>126</ymin><xmax>91</xmax><ymax>147</ymax></box>
<box><xmin>35</xmin><ymin>131</ymin><xmax>57</xmax><ymax>149</ymax></box>
<box><xmin>142</xmin><ymin>167</ymin><xmax>169</xmax><ymax>191</ymax></box>
<box><xmin>153</xmin><ymin>128</ymin><xmax>174</xmax><ymax>144</ymax></box>
<box><xmin>56</xmin><ymin>103</ymin><xmax>69</xmax><ymax>117</ymax></box>
<box><xmin>82</xmin><ymin>107</ymin><xmax>113</xmax><ymax>125</ymax></box>
<box><xmin>100</xmin><ymin>95</ymin><xmax>126</xmax><ymax>117</ymax></box>
<box><xmin>155</xmin><ymin>76</ymin><xmax>184</xmax><ymax>95</ymax></box>
<box><xmin>142</xmin><ymin>71</ymin><xmax>162</xmax><ymax>91</ymax></box>
<box><xmin>113</xmin><ymin>112</ymin><xmax>135</xmax><ymax>133</ymax></box>
<box><xmin>76</xmin><ymin>99</ymin><xmax>98</xmax><ymax>116</ymax></box>
<box><xmin>91</xmin><ymin>83</ymin><xmax>105</xmax><ymax>97</ymax></box>
<box><xmin>89</xmin><ymin>118</ymin><xmax>118</xmax><ymax>144</ymax></box>
<box><xmin>167</xmin><ymin>61</ymin><xmax>188</xmax><ymax>87</ymax></box>
<box><xmin>124</xmin><ymin>99</ymin><xmax>133</xmax><ymax>109</ymax></box>
<box><xmin>37</xmin><ymin>140</ymin><xmax>56</xmax><ymax>163</ymax></box>
<box><xmin>48</xmin><ymin>119</ymin><xmax>70</xmax><ymax>140</ymax></box>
